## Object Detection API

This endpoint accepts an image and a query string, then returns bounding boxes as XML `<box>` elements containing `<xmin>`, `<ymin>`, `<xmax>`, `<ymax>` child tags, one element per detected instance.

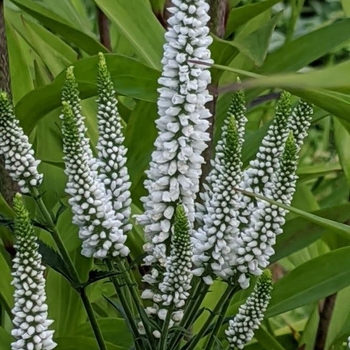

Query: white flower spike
<box><xmin>137</xmin><ymin>0</ymin><xmax>214</xmax><ymax>270</ymax></box>
<box><xmin>11</xmin><ymin>193</ymin><xmax>56</xmax><ymax>350</ymax></box>
<box><xmin>95</xmin><ymin>53</ymin><xmax>132</xmax><ymax>235</ymax></box>
<box><xmin>61</xmin><ymin>76</ymin><xmax>129</xmax><ymax>259</ymax></box>
<box><xmin>192</xmin><ymin>90</ymin><xmax>247</xmax><ymax>284</ymax></box>
<box><xmin>0</xmin><ymin>92</ymin><xmax>43</xmax><ymax>194</ymax></box>
<box><xmin>226</xmin><ymin>270</ymin><xmax>272</xmax><ymax>349</ymax></box>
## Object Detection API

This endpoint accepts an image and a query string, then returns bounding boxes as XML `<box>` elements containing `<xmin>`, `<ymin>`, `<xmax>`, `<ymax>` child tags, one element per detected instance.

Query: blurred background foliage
<box><xmin>1</xmin><ymin>0</ymin><xmax>350</xmax><ymax>349</ymax></box>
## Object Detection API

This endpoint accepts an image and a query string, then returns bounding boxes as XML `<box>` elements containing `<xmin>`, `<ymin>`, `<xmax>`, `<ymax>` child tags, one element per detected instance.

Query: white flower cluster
<box><xmin>226</xmin><ymin>270</ymin><xmax>272</xmax><ymax>349</ymax></box>
<box><xmin>0</xmin><ymin>92</ymin><xmax>43</xmax><ymax>194</ymax></box>
<box><xmin>142</xmin><ymin>205</ymin><xmax>192</xmax><ymax>325</ymax></box>
<box><xmin>238</xmin><ymin>92</ymin><xmax>291</xmax><ymax>230</ymax></box>
<box><xmin>235</xmin><ymin>133</ymin><xmax>298</xmax><ymax>289</ymax></box>
<box><xmin>94</xmin><ymin>53</ymin><xmax>132</xmax><ymax>234</ymax></box>
<box><xmin>192</xmin><ymin>90</ymin><xmax>247</xmax><ymax>284</ymax></box>
<box><xmin>137</xmin><ymin>0</ymin><xmax>213</xmax><ymax>271</ymax></box>
<box><xmin>11</xmin><ymin>194</ymin><xmax>56</xmax><ymax>350</ymax></box>
<box><xmin>61</xmin><ymin>68</ymin><xmax>129</xmax><ymax>259</ymax></box>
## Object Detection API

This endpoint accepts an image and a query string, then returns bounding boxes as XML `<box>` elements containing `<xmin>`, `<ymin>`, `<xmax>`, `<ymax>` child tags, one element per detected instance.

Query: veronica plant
<box><xmin>0</xmin><ymin>0</ymin><xmax>314</xmax><ymax>349</ymax></box>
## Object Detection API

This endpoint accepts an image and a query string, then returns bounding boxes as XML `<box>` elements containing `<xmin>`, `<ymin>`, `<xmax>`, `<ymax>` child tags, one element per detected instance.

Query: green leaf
<box><xmin>260</xmin><ymin>18</ymin><xmax>350</xmax><ymax>74</ymax></box>
<box><xmin>237</xmin><ymin>189</ymin><xmax>350</xmax><ymax>241</ymax></box>
<box><xmin>93</xmin><ymin>0</ymin><xmax>164</xmax><ymax>69</ymax></box>
<box><xmin>342</xmin><ymin>0</ymin><xmax>350</xmax><ymax>16</ymax></box>
<box><xmin>0</xmin><ymin>328</ymin><xmax>12</xmax><ymax>350</ymax></box>
<box><xmin>15</xmin><ymin>54</ymin><xmax>160</xmax><ymax>134</ymax></box>
<box><xmin>9</xmin><ymin>0</ymin><xmax>107</xmax><ymax>55</ymax></box>
<box><xmin>225</xmin><ymin>0</ymin><xmax>281</xmax><ymax>36</ymax></box>
<box><xmin>333</xmin><ymin>118</ymin><xmax>350</xmax><ymax>187</ymax></box>
<box><xmin>233</xmin><ymin>12</ymin><xmax>282</xmax><ymax>67</ymax></box>
<box><xmin>267</xmin><ymin>247</ymin><xmax>350</xmax><ymax>317</ymax></box>
<box><xmin>75</xmin><ymin>318</ymin><xmax>132</xmax><ymax>349</ymax></box>
<box><xmin>254</xmin><ymin>326</ymin><xmax>287</xmax><ymax>350</ymax></box>
<box><xmin>38</xmin><ymin>240</ymin><xmax>73</xmax><ymax>283</ymax></box>
<box><xmin>6</xmin><ymin>22</ymin><xmax>33</xmax><ymax>103</ymax></box>
<box><xmin>54</xmin><ymin>336</ymin><xmax>125</xmax><ymax>350</ymax></box>
<box><xmin>0</xmin><ymin>251</ymin><xmax>13</xmax><ymax>316</ymax></box>
<box><xmin>272</xmin><ymin>203</ymin><xmax>350</xmax><ymax>263</ymax></box>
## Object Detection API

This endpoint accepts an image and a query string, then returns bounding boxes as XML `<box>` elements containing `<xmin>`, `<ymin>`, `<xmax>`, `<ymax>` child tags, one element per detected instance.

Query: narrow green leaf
<box><xmin>6</xmin><ymin>22</ymin><xmax>33</xmax><ymax>103</ymax></box>
<box><xmin>333</xmin><ymin>117</ymin><xmax>350</xmax><ymax>187</ymax></box>
<box><xmin>260</xmin><ymin>18</ymin><xmax>350</xmax><ymax>73</ymax></box>
<box><xmin>94</xmin><ymin>0</ymin><xmax>164</xmax><ymax>69</ymax></box>
<box><xmin>233</xmin><ymin>12</ymin><xmax>282</xmax><ymax>66</ymax></box>
<box><xmin>225</xmin><ymin>0</ymin><xmax>281</xmax><ymax>36</ymax></box>
<box><xmin>0</xmin><ymin>251</ymin><xmax>13</xmax><ymax>316</ymax></box>
<box><xmin>10</xmin><ymin>0</ymin><xmax>107</xmax><ymax>55</ymax></box>
<box><xmin>272</xmin><ymin>203</ymin><xmax>350</xmax><ymax>263</ymax></box>
<box><xmin>0</xmin><ymin>328</ymin><xmax>12</xmax><ymax>350</ymax></box>
<box><xmin>267</xmin><ymin>247</ymin><xmax>350</xmax><ymax>317</ymax></box>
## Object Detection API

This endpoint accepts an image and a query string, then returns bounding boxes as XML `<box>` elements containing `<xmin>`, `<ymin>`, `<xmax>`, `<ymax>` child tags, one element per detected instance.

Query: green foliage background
<box><xmin>1</xmin><ymin>0</ymin><xmax>350</xmax><ymax>349</ymax></box>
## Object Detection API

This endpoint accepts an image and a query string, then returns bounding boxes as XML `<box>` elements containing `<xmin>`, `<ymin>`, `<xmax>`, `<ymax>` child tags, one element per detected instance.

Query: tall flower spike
<box><xmin>61</xmin><ymin>102</ymin><xmax>129</xmax><ymax>259</ymax></box>
<box><xmin>226</xmin><ymin>270</ymin><xmax>272</xmax><ymax>349</ymax></box>
<box><xmin>0</xmin><ymin>92</ymin><xmax>43</xmax><ymax>194</ymax></box>
<box><xmin>196</xmin><ymin>88</ymin><xmax>246</xmax><ymax>225</ymax></box>
<box><xmin>158</xmin><ymin>204</ymin><xmax>192</xmax><ymax>310</ymax></box>
<box><xmin>192</xmin><ymin>92</ymin><xmax>247</xmax><ymax>284</ymax></box>
<box><xmin>287</xmin><ymin>99</ymin><xmax>313</xmax><ymax>151</ymax></box>
<box><xmin>95</xmin><ymin>53</ymin><xmax>132</xmax><ymax>234</ymax></box>
<box><xmin>136</xmin><ymin>0</ymin><xmax>213</xmax><ymax>268</ymax></box>
<box><xmin>235</xmin><ymin>133</ymin><xmax>298</xmax><ymax>289</ymax></box>
<box><xmin>11</xmin><ymin>193</ymin><xmax>56</xmax><ymax>350</ymax></box>
<box><xmin>238</xmin><ymin>92</ymin><xmax>291</xmax><ymax>230</ymax></box>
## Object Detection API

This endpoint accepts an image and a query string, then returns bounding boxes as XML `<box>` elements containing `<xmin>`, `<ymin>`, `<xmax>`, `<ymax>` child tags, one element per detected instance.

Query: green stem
<box><xmin>181</xmin><ymin>285</ymin><xmax>236</xmax><ymax>350</ymax></box>
<box><xmin>80</xmin><ymin>289</ymin><xmax>108</xmax><ymax>350</ymax></box>
<box><xmin>106</xmin><ymin>259</ymin><xmax>142</xmax><ymax>350</ymax></box>
<box><xmin>168</xmin><ymin>280</ymin><xmax>209</xmax><ymax>349</ymax></box>
<box><xmin>159</xmin><ymin>306</ymin><xmax>174</xmax><ymax>350</ymax></box>
<box><xmin>204</xmin><ymin>286</ymin><xmax>238</xmax><ymax>350</ymax></box>
<box><xmin>31</xmin><ymin>188</ymin><xmax>107</xmax><ymax>350</ymax></box>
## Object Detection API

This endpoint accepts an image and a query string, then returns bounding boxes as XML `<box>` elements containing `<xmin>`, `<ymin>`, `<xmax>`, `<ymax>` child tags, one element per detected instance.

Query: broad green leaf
<box><xmin>254</xmin><ymin>326</ymin><xmax>287</xmax><ymax>350</ymax></box>
<box><xmin>94</xmin><ymin>0</ymin><xmax>164</xmax><ymax>69</ymax></box>
<box><xmin>259</xmin><ymin>18</ymin><xmax>350</xmax><ymax>74</ymax></box>
<box><xmin>46</xmin><ymin>250</ymin><xmax>92</xmax><ymax>336</ymax></box>
<box><xmin>125</xmin><ymin>101</ymin><xmax>157</xmax><ymax>192</ymax></box>
<box><xmin>6</xmin><ymin>22</ymin><xmax>33</xmax><ymax>103</ymax></box>
<box><xmin>341</xmin><ymin>0</ymin><xmax>350</xmax><ymax>17</ymax></box>
<box><xmin>9</xmin><ymin>0</ymin><xmax>107</xmax><ymax>55</ymax></box>
<box><xmin>333</xmin><ymin>118</ymin><xmax>350</xmax><ymax>187</ymax></box>
<box><xmin>0</xmin><ymin>328</ymin><xmax>12</xmax><ymax>350</ymax></box>
<box><xmin>233</xmin><ymin>12</ymin><xmax>282</xmax><ymax>67</ymax></box>
<box><xmin>225</xmin><ymin>0</ymin><xmax>281</xmax><ymax>36</ymax></box>
<box><xmin>75</xmin><ymin>318</ymin><xmax>132</xmax><ymax>349</ymax></box>
<box><xmin>6</xmin><ymin>8</ymin><xmax>77</xmax><ymax>65</ymax></box>
<box><xmin>272</xmin><ymin>203</ymin><xmax>350</xmax><ymax>263</ymax></box>
<box><xmin>15</xmin><ymin>54</ymin><xmax>160</xmax><ymax>134</ymax></box>
<box><xmin>267</xmin><ymin>247</ymin><xmax>350</xmax><ymax>317</ymax></box>
<box><xmin>0</xmin><ymin>251</ymin><xmax>13</xmax><ymax>316</ymax></box>
<box><xmin>40</xmin><ymin>0</ymin><xmax>93</xmax><ymax>34</ymax></box>
<box><xmin>54</xmin><ymin>336</ymin><xmax>125</xmax><ymax>350</ymax></box>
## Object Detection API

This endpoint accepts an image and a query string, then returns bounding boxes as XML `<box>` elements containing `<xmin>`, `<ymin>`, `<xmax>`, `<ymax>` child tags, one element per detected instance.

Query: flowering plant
<box><xmin>0</xmin><ymin>0</ymin><xmax>321</xmax><ymax>349</ymax></box>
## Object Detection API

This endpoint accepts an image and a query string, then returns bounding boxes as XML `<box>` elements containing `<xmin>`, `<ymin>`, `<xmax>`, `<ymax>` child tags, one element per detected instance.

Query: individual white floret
<box><xmin>11</xmin><ymin>194</ymin><xmax>56</xmax><ymax>350</ymax></box>
<box><xmin>0</xmin><ymin>92</ymin><xmax>43</xmax><ymax>194</ymax></box>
